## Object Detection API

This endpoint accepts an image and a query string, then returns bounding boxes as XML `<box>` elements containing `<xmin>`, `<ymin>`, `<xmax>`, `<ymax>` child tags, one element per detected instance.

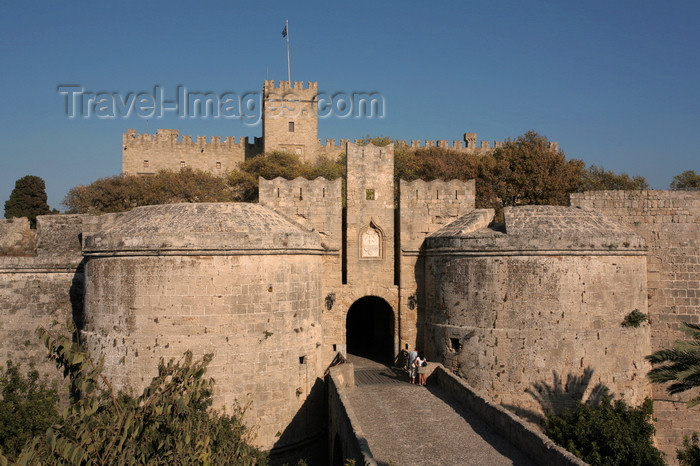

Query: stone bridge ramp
<box><xmin>345</xmin><ymin>357</ymin><xmax>536</xmax><ymax>465</ymax></box>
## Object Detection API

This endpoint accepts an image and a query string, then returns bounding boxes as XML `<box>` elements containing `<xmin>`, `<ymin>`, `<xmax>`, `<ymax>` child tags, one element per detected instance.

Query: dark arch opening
<box><xmin>346</xmin><ymin>296</ymin><xmax>394</xmax><ymax>365</ymax></box>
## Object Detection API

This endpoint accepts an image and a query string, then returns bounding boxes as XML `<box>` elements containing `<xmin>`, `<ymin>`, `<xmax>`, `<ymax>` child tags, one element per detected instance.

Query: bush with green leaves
<box><xmin>0</xmin><ymin>362</ymin><xmax>60</xmax><ymax>461</ymax></box>
<box><xmin>621</xmin><ymin>309</ymin><xmax>649</xmax><ymax>328</ymax></box>
<box><xmin>63</xmin><ymin>152</ymin><xmax>347</xmax><ymax>212</ymax></box>
<box><xmin>2</xmin><ymin>327</ymin><xmax>267</xmax><ymax>465</ymax></box>
<box><xmin>677</xmin><ymin>433</ymin><xmax>700</xmax><ymax>465</ymax></box>
<box><xmin>544</xmin><ymin>396</ymin><xmax>664</xmax><ymax>466</ymax></box>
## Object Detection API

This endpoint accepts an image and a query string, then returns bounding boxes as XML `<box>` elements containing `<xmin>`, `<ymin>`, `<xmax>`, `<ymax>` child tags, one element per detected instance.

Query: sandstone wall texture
<box><xmin>424</xmin><ymin>207</ymin><xmax>651</xmax><ymax>420</ymax></box>
<box><xmin>399</xmin><ymin>179</ymin><xmax>476</xmax><ymax>350</ymax></box>
<box><xmin>259</xmin><ymin>176</ymin><xmax>344</xmax><ymax>365</ymax></box>
<box><xmin>122</xmin><ymin>129</ymin><xmax>260</xmax><ymax>175</ymax></box>
<box><xmin>0</xmin><ymin>215</ymin><xmax>85</xmax><ymax>398</ymax></box>
<box><xmin>570</xmin><ymin>189</ymin><xmax>700</xmax><ymax>458</ymax></box>
<box><xmin>81</xmin><ymin>203</ymin><xmax>327</xmax><ymax>449</ymax></box>
<box><xmin>263</xmin><ymin>81</ymin><xmax>318</xmax><ymax>162</ymax></box>
<box><xmin>0</xmin><ymin>217</ymin><xmax>35</xmax><ymax>256</ymax></box>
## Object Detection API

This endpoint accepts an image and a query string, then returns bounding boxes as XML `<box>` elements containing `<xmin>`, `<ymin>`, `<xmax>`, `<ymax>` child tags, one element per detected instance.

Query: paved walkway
<box><xmin>345</xmin><ymin>355</ymin><xmax>535</xmax><ymax>466</ymax></box>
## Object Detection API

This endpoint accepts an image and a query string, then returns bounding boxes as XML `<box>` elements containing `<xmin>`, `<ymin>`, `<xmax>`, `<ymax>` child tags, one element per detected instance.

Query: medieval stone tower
<box><xmin>262</xmin><ymin>80</ymin><xmax>319</xmax><ymax>161</ymax></box>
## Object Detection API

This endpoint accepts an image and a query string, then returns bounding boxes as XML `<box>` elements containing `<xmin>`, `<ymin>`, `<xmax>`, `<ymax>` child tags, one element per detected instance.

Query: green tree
<box><xmin>545</xmin><ymin>397</ymin><xmax>664</xmax><ymax>466</ymax></box>
<box><xmin>5</xmin><ymin>327</ymin><xmax>267</xmax><ymax>465</ymax></box>
<box><xmin>671</xmin><ymin>170</ymin><xmax>700</xmax><ymax>189</ymax></box>
<box><xmin>0</xmin><ymin>362</ymin><xmax>59</xmax><ymax>461</ymax></box>
<box><xmin>483</xmin><ymin>131</ymin><xmax>585</xmax><ymax>209</ymax></box>
<box><xmin>64</xmin><ymin>153</ymin><xmax>347</xmax><ymax>212</ymax></box>
<box><xmin>62</xmin><ymin>168</ymin><xmax>241</xmax><ymax>214</ymax></box>
<box><xmin>579</xmin><ymin>165</ymin><xmax>649</xmax><ymax>191</ymax></box>
<box><xmin>4</xmin><ymin>175</ymin><xmax>53</xmax><ymax>228</ymax></box>
<box><xmin>646</xmin><ymin>322</ymin><xmax>700</xmax><ymax>406</ymax></box>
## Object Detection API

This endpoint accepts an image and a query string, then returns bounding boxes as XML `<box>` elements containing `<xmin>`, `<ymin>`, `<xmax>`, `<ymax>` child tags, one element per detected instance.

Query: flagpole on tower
<box><xmin>282</xmin><ymin>20</ymin><xmax>291</xmax><ymax>83</ymax></box>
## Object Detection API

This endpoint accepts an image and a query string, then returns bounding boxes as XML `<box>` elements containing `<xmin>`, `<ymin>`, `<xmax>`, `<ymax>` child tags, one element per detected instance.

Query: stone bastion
<box><xmin>423</xmin><ymin>205</ymin><xmax>652</xmax><ymax>418</ymax></box>
<box><xmin>81</xmin><ymin>202</ymin><xmax>328</xmax><ymax>449</ymax></box>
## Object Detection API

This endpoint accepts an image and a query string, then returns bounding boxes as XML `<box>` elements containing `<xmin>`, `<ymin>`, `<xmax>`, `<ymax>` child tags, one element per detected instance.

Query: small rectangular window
<box><xmin>289</xmin><ymin>121</ymin><xmax>295</xmax><ymax>132</ymax></box>
<box><xmin>143</xmin><ymin>160</ymin><xmax>149</xmax><ymax>168</ymax></box>
<box><xmin>216</xmin><ymin>162</ymin><xmax>221</xmax><ymax>169</ymax></box>
<box><xmin>180</xmin><ymin>161</ymin><xmax>186</xmax><ymax>168</ymax></box>
<box><xmin>366</xmin><ymin>189</ymin><xmax>375</xmax><ymax>200</ymax></box>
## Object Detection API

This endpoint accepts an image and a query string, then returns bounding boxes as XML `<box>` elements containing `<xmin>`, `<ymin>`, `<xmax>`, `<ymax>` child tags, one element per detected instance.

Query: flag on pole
<box><xmin>282</xmin><ymin>24</ymin><xmax>288</xmax><ymax>37</ymax></box>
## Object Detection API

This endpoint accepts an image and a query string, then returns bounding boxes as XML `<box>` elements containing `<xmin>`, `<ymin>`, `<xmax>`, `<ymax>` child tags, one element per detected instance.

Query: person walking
<box><xmin>415</xmin><ymin>352</ymin><xmax>428</xmax><ymax>386</ymax></box>
<box><xmin>408</xmin><ymin>348</ymin><xmax>418</xmax><ymax>384</ymax></box>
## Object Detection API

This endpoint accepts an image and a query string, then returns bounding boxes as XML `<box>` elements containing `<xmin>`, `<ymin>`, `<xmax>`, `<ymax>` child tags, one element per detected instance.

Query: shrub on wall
<box><xmin>1</xmin><ymin>328</ymin><xmax>268</xmax><ymax>465</ymax></box>
<box><xmin>544</xmin><ymin>396</ymin><xmax>664</xmax><ymax>465</ymax></box>
<box><xmin>0</xmin><ymin>362</ymin><xmax>60</xmax><ymax>461</ymax></box>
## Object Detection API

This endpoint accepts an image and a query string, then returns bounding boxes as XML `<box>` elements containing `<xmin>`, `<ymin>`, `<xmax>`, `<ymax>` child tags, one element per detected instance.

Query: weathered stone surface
<box><xmin>83</xmin><ymin>202</ymin><xmax>324</xmax><ymax>254</ymax></box>
<box><xmin>36</xmin><ymin>214</ymin><xmax>84</xmax><ymax>256</ymax></box>
<box><xmin>0</xmin><ymin>217</ymin><xmax>35</xmax><ymax>256</ymax></box>
<box><xmin>424</xmin><ymin>205</ymin><xmax>651</xmax><ymax>419</ymax></box>
<box><xmin>122</xmin><ymin>129</ymin><xmax>258</xmax><ymax>176</ymax></box>
<box><xmin>427</xmin><ymin>206</ymin><xmax>646</xmax><ymax>252</ymax></box>
<box><xmin>571</xmin><ymin>190</ymin><xmax>700</xmax><ymax>459</ymax></box>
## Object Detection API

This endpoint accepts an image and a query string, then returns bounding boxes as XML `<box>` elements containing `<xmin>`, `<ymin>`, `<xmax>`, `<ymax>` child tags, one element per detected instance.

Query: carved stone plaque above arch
<box><xmin>360</xmin><ymin>219</ymin><xmax>383</xmax><ymax>259</ymax></box>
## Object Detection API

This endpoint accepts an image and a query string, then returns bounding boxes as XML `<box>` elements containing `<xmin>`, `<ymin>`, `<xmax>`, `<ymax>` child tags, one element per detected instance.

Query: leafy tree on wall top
<box><xmin>670</xmin><ymin>170</ymin><xmax>700</xmax><ymax>189</ymax></box>
<box><xmin>4</xmin><ymin>175</ymin><xmax>54</xmax><ymax>228</ymax></box>
<box><xmin>579</xmin><ymin>165</ymin><xmax>649</xmax><ymax>191</ymax></box>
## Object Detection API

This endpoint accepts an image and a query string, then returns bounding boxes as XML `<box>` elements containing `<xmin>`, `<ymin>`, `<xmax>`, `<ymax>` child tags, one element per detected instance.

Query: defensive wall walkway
<box><xmin>328</xmin><ymin>356</ymin><xmax>585</xmax><ymax>466</ymax></box>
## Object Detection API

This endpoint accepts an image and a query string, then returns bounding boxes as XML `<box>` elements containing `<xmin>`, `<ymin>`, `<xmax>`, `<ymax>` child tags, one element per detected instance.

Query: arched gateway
<box><xmin>346</xmin><ymin>296</ymin><xmax>394</xmax><ymax>365</ymax></box>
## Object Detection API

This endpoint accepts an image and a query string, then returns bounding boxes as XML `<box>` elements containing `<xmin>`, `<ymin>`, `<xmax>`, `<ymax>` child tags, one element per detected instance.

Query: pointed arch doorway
<box><xmin>346</xmin><ymin>296</ymin><xmax>394</xmax><ymax>365</ymax></box>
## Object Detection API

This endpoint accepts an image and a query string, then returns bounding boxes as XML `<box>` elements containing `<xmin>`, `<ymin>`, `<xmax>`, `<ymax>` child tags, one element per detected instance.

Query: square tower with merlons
<box><xmin>262</xmin><ymin>80</ymin><xmax>319</xmax><ymax>161</ymax></box>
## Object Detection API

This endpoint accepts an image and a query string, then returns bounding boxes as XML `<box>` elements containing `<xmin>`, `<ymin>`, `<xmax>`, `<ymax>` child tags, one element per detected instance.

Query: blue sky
<box><xmin>1</xmin><ymin>1</ymin><xmax>698</xmax><ymax>210</ymax></box>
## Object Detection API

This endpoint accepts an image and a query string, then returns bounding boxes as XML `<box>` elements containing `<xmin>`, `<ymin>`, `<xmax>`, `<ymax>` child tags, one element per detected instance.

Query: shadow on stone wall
<box><xmin>269</xmin><ymin>377</ymin><xmax>328</xmax><ymax>466</ymax></box>
<box><xmin>503</xmin><ymin>368</ymin><xmax>609</xmax><ymax>425</ymax></box>
<box><xmin>70</xmin><ymin>258</ymin><xmax>87</xmax><ymax>336</ymax></box>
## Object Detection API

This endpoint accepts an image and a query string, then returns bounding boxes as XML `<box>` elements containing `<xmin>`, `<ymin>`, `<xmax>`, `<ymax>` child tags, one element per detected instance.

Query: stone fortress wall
<box><xmin>4</xmin><ymin>76</ymin><xmax>699</xmax><ymax>459</ymax></box>
<box><xmin>123</xmin><ymin>79</ymin><xmax>560</xmax><ymax>175</ymax></box>
<box><xmin>122</xmin><ymin>129</ymin><xmax>523</xmax><ymax>176</ymax></box>
<box><xmin>423</xmin><ymin>206</ymin><xmax>652</xmax><ymax>418</ymax></box>
<box><xmin>0</xmin><ymin>215</ymin><xmax>86</xmax><ymax>400</ymax></box>
<box><xmin>122</xmin><ymin>129</ymin><xmax>262</xmax><ymax>176</ymax></box>
<box><xmin>570</xmin><ymin>189</ymin><xmax>700</xmax><ymax>457</ymax></box>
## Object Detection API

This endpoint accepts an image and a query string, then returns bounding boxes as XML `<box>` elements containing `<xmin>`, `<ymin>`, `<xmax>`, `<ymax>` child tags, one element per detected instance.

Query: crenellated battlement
<box><xmin>263</xmin><ymin>80</ymin><xmax>318</xmax><ymax>92</ymax></box>
<box><xmin>400</xmin><ymin>178</ymin><xmax>476</xmax><ymax>202</ymax></box>
<box><xmin>122</xmin><ymin>129</ymin><xmax>262</xmax><ymax>175</ymax></box>
<box><xmin>123</xmin><ymin>129</ymin><xmax>260</xmax><ymax>150</ymax></box>
<box><xmin>318</xmin><ymin>136</ymin><xmax>510</xmax><ymax>152</ymax></box>
<box><xmin>259</xmin><ymin>176</ymin><xmax>342</xmax><ymax>203</ymax></box>
<box><xmin>259</xmin><ymin>176</ymin><xmax>342</xmax><ymax>250</ymax></box>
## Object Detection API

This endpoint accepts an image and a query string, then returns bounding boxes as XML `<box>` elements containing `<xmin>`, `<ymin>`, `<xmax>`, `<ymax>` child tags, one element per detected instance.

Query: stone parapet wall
<box><xmin>431</xmin><ymin>365</ymin><xmax>586</xmax><ymax>466</ymax></box>
<box><xmin>570</xmin><ymin>189</ymin><xmax>700</xmax><ymax>458</ymax></box>
<box><xmin>36</xmin><ymin>214</ymin><xmax>84</xmax><ymax>256</ymax></box>
<box><xmin>259</xmin><ymin>176</ymin><xmax>342</xmax><ymax>251</ymax></box>
<box><xmin>327</xmin><ymin>363</ymin><xmax>377</xmax><ymax>466</ymax></box>
<box><xmin>0</xmin><ymin>217</ymin><xmax>35</xmax><ymax>256</ymax></box>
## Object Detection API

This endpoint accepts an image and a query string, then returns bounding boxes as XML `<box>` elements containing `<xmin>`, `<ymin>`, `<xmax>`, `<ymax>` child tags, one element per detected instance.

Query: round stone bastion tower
<box><xmin>423</xmin><ymin>206</ymin><xmax>652</xmax><ymax>419</ymax></box>
<box><xmin>81</xmin><ymin>203</ymin><xmax>326</xmax><ymax>449</ymax></box>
